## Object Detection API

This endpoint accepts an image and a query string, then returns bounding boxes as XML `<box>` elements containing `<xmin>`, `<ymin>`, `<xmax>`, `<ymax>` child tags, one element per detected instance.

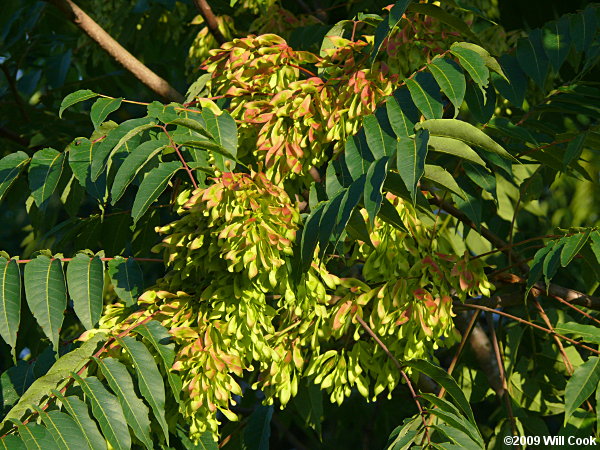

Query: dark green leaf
<box><xmin>131</xmin><ymin>161</ymin><xmax>181</xmax><ymax>224</ymax></box>
<box><xmin>492</xmin><ymin>54</ymin><xmax>527</xmax><ymax>108</ymax></box>
<box><xmin>364</xmin><ymin>157</ymin><xmax>389</xmax><ymax>226</ymax></box>
<box><xmin>0</xmin><ymin>257</ymin><xmax>20</xmax><ymax>360</ymax></box>
<box><xmin>397</xmin><ymin>131</ymin><xmax>428</xmax><ymax>203</ymax></box>
<box><xmin>300</xmin><ymin>203</ymin><xmax>325</xmax><ymax>272</ymax></box>
<box><xmin>0</xmin><ymin>435</ymin><xmax>25</xmax><ymax>449</ymax></box>
<box><xmin>242</xmin><ymin>405</ymin><xmax>273</xmax><ymax>450</ymax></box>
<box><xmin>428</xmin><ymin>57</ymin><xmax>466</xmax><ymax>117</ymax></box>
<box><xmin>422</xmin><ymin>164</ymin><xmax>464</xmax><ymax>198</ymax></box>
<box><xmin>13</xmin><ymin>421</ymin><xmax>58</xmax><ymax>450</ymax></box>
<box><xmin>451</xmin><ymin>178</ymin><xmax>482</xmax><ymax>227</ymax></box>
<box><xmin>464</xmin><ymin>82</ymin><xmax>495</xmax><ymax>124</ymax></box>
<box><xmin>38</xmin><ymin>409</ymin><xmax>90</xmax><ymax>450</ymax></box>
<box><xmin>202</xmin><ymin>109</ymin><xmax>238</xmax><ymax>171</ymax></box>
<box><xmin>526</xmin><ymin>243</ymin><xmax>555</xmax><ymax>295</ymax></box>
<box><xmin>91</xmin><ymin>117</ymin><xmax>156</xmax><ymax>181</ymax></box>
<box><xmin>555</xmin><ymin>322</ymin><xmax>600</xmax><ymax>344</ymax></box>
<box><xmin>570</xmin><ymin>6</ymin><xmax>597</xmax><ymax>53</ymax></box>
<box><xmin>107</xmin><ymin>257</ymin><xmax>144</xmax><ymax>307</ymax></box>
<box><xmin>561</xmin><ymin>230</ymin><xmax>591</xmax><ymax>267</ymax></box>
<box><xmin>543</xmin><ymin>15</ymin><xmax>571</xmax><ymax>71</ymax></box>
<box><xmin>563</xmin><ymin>133</ymin><xmax>587</xmax><ymax>167</ymax></box>
<box><xmin>51</xmin><ymin>392</ymin><xmax>106</xmax><ymax>450</ymax></box>
<box><xmin>59</xmin><ymin>90</ymin><xmax>98</xmax><ymax>118</ymax></box>
<box><xmin>565</xmin><ymin>357</ymin><xmax>600</xmax><ymax>423</ymax></box>
<box><xmin>23</xmin><ymin>256</ymin><xmax>67</xmax><ymax>352</ymax></box>
<box><xmin>543</xmin><ymin>240</ymin><xmax>564</xmax><ymax>286</ymax></box>
<box><xmin>29</xmin><ymin>149</ymin><xmax>65</xmax><ymax>208</ymax></box>
<box><xmin>405</xmin><ymin>72</ymin><xmax>443</xmax><ymax>120</ymax></box>
<box><xmin>66</xmin><ymin>254</ymin><xmax>104</xmax><ymax>330</ymax></box>
<box><xmin>71</xmin><ymin>375</ymin><xmax>130</xmax><ymax>450</ymax></box>
<box><xmin>333</xmin><ymin>176</ymin><xmax>366</xmax><ymax>242</ymax></box>
<box><xmin>450</xmin><ymin>44</ymin><xmax>489</xmax><ymax>93</ymax></box>
<box><xmin>67</xmin><ymin>139</ymin><xmax>106</xmax><ymax>201</ymax></box>
<box><xmin>415</xmin><ymin>119</ymin><xmax>516</xmax><ymax>161</ymax></box>
<box><xmin>95</xmin><ymin>357</ymin><xmax>153</xmax><ymax>449</ymax></box>
<box><xmin>116</xmin><ymin>336</ymin><xmax>168</xmax><ymax>443</ymax></box>
<box><xmin>363</xmin><ymin>115</ymin><xmax>395</xmax><ymax>159</ymax></box>
<box><xmin>516</xmin><ymin>29</ymin><xmax>550</xmax><ymax>88</ymax></box>
<box><xmin>110</xmin><ymin>137</ymin><xmax>169</xmax><ymax>204</ymax></box>
<box><xmin>370</xmin><ymin>0</ymin><xmax>411</xmax><ymax>61</ymax></box>
<box><xmin>318</xmin><ymin>191</ymin><xmax>345</xmax><ymax>258</ymax></box>
<box><xmin>463</xmin><ymin>163</ymin><xmax>496</xmax><ymax>200</ymax></box>
<box><xmin>0</xmin><ymin>152</ymin><xmax>29</xmax><ymax>203</ymax></box>
<box><xmin>404</xmin><ymin>359</ymin><xmax>475</xmax><ymax>424</ymax></box>
<box><xmin>134</xmin><ymin>321</ymin><xmax>182</xmax><ymax>403</ymax></box>
<box><xmin>427</xmin><ymin>136</ymin><xmax>486</xmax><ymax>167</ymax></box>
<box><xmin>90</xmin><ymin>98</ymin><xmax>122</xmax><ymax>130</ymax></box>
<box><xmin>345</xmin><ymin>131</ymin><xmax>374</xmax><ymax>180</ymax></box>
<box><xmin>388</xmin><ymin>88</ymin><xmax>420</xmax><ymax>138</ymax></box>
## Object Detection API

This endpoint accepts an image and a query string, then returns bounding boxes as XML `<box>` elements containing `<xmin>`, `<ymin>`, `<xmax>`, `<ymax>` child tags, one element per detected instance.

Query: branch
<box><xmin>46</xmin><ymin>0</ymin><xmax>184</xmax><ymax>103</ymax></box>
<box><xmin>192</xmin><ymin>0</ymin><xmax>226</xmax><ymax>46</ymax></box>
<box><xmin>431</xmin><ymin>194</ymin><xmax>600</xmax><ymax>310</ymax></box>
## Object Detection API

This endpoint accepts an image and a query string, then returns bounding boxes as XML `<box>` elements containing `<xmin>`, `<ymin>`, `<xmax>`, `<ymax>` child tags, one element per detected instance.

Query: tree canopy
<box><xmin>2</xmin><ymin>0</ymin><xmax>600</xmax><ymax>448</ymax></box>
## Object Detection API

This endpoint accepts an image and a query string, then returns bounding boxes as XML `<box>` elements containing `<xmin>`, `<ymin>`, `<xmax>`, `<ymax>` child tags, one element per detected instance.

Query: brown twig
<box><xmin>461</xmin><ymin>303</ymin><xmax>600</xmax><ymax>355</ymax></box>
<box><xmin>46</xmin><ymin>0</ymin><xmax>184</xmax><ymax>102</ymax></box>
<box><xmin>486</xmin><ymin>312</ymin><xmax>517</xmax><ymax>440</ymax></box>
<box><xmin>0</xmin><ymin>64</ymin><xmax>29</xmax><ymax>122</ymax></box>
<box><xmin>192</xmin><ymin>0</ymin><xmax>226</xmax><ymax>46</ymax></box>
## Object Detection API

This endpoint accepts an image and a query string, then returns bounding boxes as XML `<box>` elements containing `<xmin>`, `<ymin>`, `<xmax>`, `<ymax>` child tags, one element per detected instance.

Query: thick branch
<box><xmin>192</xmin><ymin>0</ymin><xmax>226</xmax><ymax>46</ymax></box>
<box><xmin>46</xmin><ymin>0</ymin><xmax>184</xmax><ymax>103</ymax></box>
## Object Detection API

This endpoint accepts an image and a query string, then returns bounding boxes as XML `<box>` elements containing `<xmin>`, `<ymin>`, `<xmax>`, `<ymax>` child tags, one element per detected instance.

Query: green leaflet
<box><xmin>0</xmin><ymin>435</ymin><xmax>25</xmax><ymax>449</ymax></box>
<box><xmin>370</xmin><ymin>0</ymin><xmax>412</xmax><ymax>61</ymax></box>
<box><xmin>131</xmin><ymin>161</ymin><xmax>181</xmax><ymax>224</ymax></box>
<box><xmin>71</xmin><ymin>375</ymin><xmax>131</xmax><ymax>450</ymax></box>
<box><xmin>397</xmin><ymin>131</ymin><xmax>429</xmax><ymax>203</ymax></box>
<box><xmin>66</xmin><ymin>254</ymin><xmax>104</xmax><ymax>330</ymax></box>
<box><xmin>389</xmin><ymin>88</ymin><xmax>420</xmax><ymax>138</ymax></box>
<box><xmin>451</xmin><ymin>178</ymin><xmax>482</xmax><ymax>228</ymax></box>
<box><xmin>563</xmin><ymin>133</ymin><xmax>587</xmax><ymax>167</ymax></box>
<box><xmin>0</xmin><ymin>257</ymin><xmax>20</xmax><ymax>361</ymax></box>
<box><xmin>554</xmin><ymin>322</ymin><xmax>600</xmax><ymax>344</ymax></box>
<box><xmin>526</xmin><ymin>243</ymin><xmax>555</xmax><ymax>296</ymax></box>
<box><xmin>516</xmin><ymin>29</ymin><xmax>550</xmax><ymax>88</ymax></box>
<box><xmin>560</xmin><ymin>230</ymin><xmax>591</xmax><ymax>266</ymax></box>
<box><xmin>415</xmin><ymin>119</ymin><xmax>516</xmax><ymax>161</ymax></box>
<box><xmin>564</xmin><ymin>357</ymin><xmax>600</xmax><ymax>423</ymax></box>
<box><xmin>428</xmin><ymin>57</ymin><xmax>466</xmax><ymax>117</ymax></box>
<box><xmin>344</xmin><ymin>131</ymin><xmax>374</xmax><ymax>180</ymax></box>
<box><xmin>464</xmin><ymin>82</ymin><xmax>496</xmax><ymax>124</ymax></box>
<box><xmin>110</xmin><ymin>137</ymin><xmax>169</xmax><ymax>204</ymax></box>
<box><xmin>333</xmin><ymin>176</ymin><xmax>366</xmax><ymax>246</ymax></box>
<box><xmin>450</xmin><ymin>44</ymin><xmax>489</xmax><ymax>93</ymax></box>
<box><xmin>242</xmin><ymin>405</ymin><xmax>273</xmax><ymax>450</ymax></box>
<box><xmin>427</xmin><ymin>136</ymin><xmax>486</xmax><ymax>166</ymax></box>
<box><xmin>299</xmin><ymin>203</ymin><xmax>326</xmax><ymax>272</ymax></box>
<box><xmin>570</xmin><ymin>5</ymin><xmax>597</xmax><ymax>53</ymax></box>
<box><xmin>364</xmin><ymin>157</ymin><xmax>389</xmax><ymax>226</ymax></box>
<box><xmin>90</xmin><ymin>97</ymin><xmax>122</xmax><ymax>130</ymax></box>
<box><xmin>59</xmin><ymin>90</ymin><xmax>98</xmax><ymax>118</ymax></box>
<box><xmin>405</xmin><ymin>72</ymin><xmax>443</xmax><ymax>120</ymax></box>
<box><xmin>407</xmin><ymin>3</ymin><xmax>480</xmax><ymax>45</ymax></box>
<box><xmin>317</xmin><ymin>191</ymin><xmax>345</xmax><ymax>258</ymax></box>
<box><xmin>325</xmin><ymin>163</ymin><xmax>344</xmax><ymax>198</ymax></box>
<box><xmin>67</xmin><ymin>139</ymin><xmax>107</xmax><ymax>201</ymax></box>
<box><xmin>23</xmin><ymin>256</ymin><xmax>67</xmax><ymax>352</ymax></box>
<box><xmin>29</xmin><ymin>148</ymin><xmax>65</xmax><ymax>208</ymax></box>
<box><xmin>433</xmin><ymin>424</ymin><xmax>482</xmax><ymax>449</ymax></box>
<box><xmin>116</xmin><ymin>336</ymin><xmax>169</xmax><ymax>444</ymax></box>
<box><xmin>452</xmin><ymin>42</ymin><xmax>506</xmax><ymax>80</ymax></box>
<box><xmin>201</xmin><ymin>109</ymin><xmax>238</xmax><ymax>171</ymax></box>
<box><xmin>90</xmin><ymin>117</ymin><xmax>157</xmax><ymax>181</ymax></box>
<box><xmin>320</xmin><ymin>20</ymin><xmax>351</xmax><ymax>58</ymax></box>
<box><xmin>37</xmin><ymin>409</ymin><xmax>90</xmax><ymax>450</ymax></box>
<box><xmin>422</xmin><ymin>164</ymin><xmax>464</xmax><ymax>199</ymax></box>
<box><xmin>542</xmin><ymin>240</ymin><xmax>564</xmax><ymax>287</ymax></box>
<box><xmin>363</xmin><ymin>114</ymin><xmax>395</xmax><ymax>159</ymax></box>
<box><xmin>404</xmin><ymin>359</ymin><xmax>475</xmax><ymax>424</ymax></box>
<box><xmin>51</xmin><ymin>392</ymin><xmax>106</xmax><ymax>450</ymax></box>
<box><xmin>542</xmin><ymin>15</ymin><xmax>571</xmax><ymax>71</ymax></box>
<box><xmin>134</xmin><ymin>320</ymin><xmax>182</xmax><ymax>403</ymax></box>
<box><xmin>107</xmin><ymin>257</ymin><xmax>144</xmax><ymax>307</ymax></box>
<box><xmin>2</xmin><ymin>332</ymin><xmax>106</xmax><ymax>425</ymax></box>
<box><xmin>12</xmin><ymin>421</ymin><xmax>58</xmax><ymax>450</ymax></box>
<box><xmin>95</xmin><ymin>357</ymin><xmax>153</xmax><ymax>449</ymax></box>
<box><xmin>0</xmin><ymin>152</ymin><xmax>29</xmax><ymax>203</ymax></box>
<box><xmin>463</xmin><ymin>163</ymin><xmax>496</xmax><ymax>200</ymax></box>
<box><xmin>492</xmin><ymin>54</ymin><xmax>527</xmax><ymax>108</ymax></box>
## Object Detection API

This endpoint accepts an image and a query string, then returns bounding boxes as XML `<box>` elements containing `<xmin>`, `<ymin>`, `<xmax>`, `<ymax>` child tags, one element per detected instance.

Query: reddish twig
<box><xmin>160</xmin><ymin>125</ymin><xmax>198</xmax><ymax>189</ymax></box>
